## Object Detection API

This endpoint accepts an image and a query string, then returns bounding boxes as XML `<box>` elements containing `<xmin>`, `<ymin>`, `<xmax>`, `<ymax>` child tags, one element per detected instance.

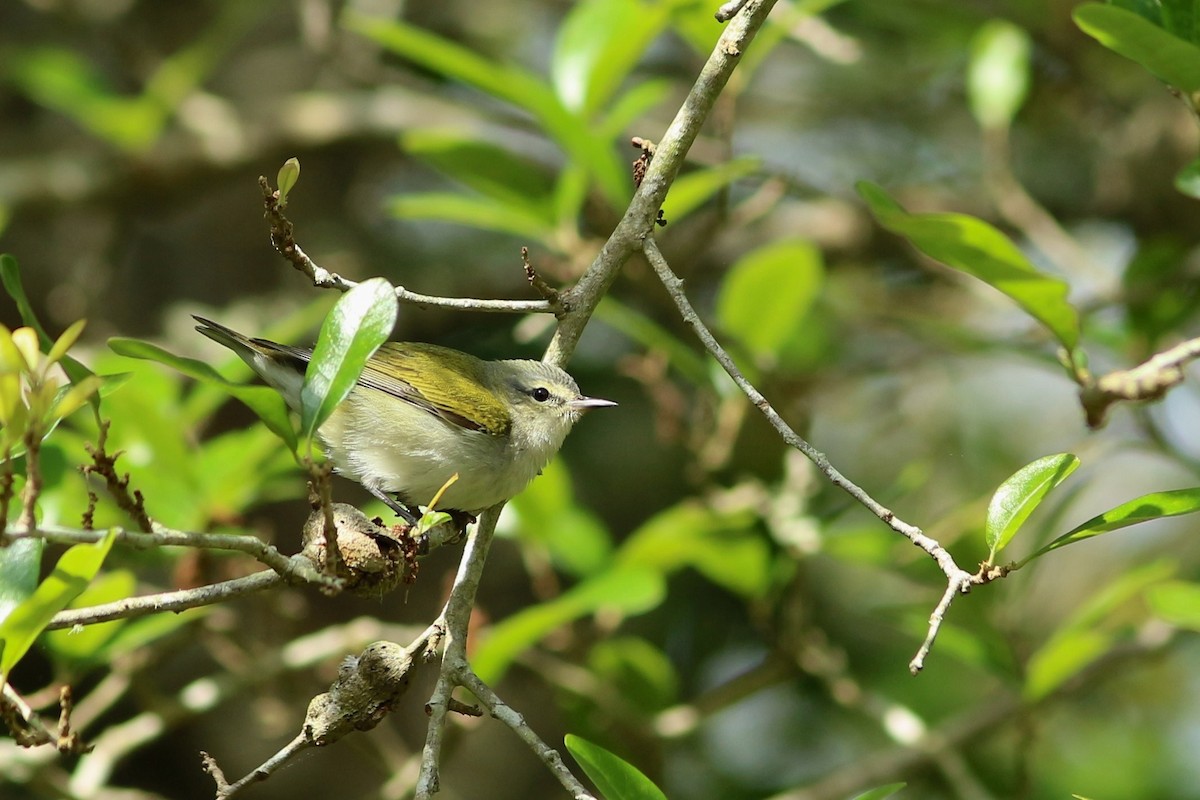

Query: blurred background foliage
<box><xmin>3</xmin><ymin>0</ymin><xmax>1200</xmax><ymax>799</ymax></box>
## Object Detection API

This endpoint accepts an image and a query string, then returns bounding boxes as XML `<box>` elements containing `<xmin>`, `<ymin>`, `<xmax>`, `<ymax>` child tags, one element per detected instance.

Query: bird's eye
<box><xmin>531</xmin><ymin>387</ymin><xmax>551</xmax><ymax>402</ymax></box>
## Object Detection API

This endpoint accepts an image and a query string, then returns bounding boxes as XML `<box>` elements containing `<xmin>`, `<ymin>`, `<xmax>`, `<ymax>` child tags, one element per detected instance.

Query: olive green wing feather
<box><xmin>355</xmin><ymin>343</ymin><xmax>512</xmax><ymax>436</ymax></box>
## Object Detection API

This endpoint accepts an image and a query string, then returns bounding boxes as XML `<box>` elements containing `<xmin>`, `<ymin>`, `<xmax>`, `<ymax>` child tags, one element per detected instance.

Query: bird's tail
<box><xmin>193</xmin><ymin>316</ymin><xmax>310</xmax><ymax>407</ymax></box>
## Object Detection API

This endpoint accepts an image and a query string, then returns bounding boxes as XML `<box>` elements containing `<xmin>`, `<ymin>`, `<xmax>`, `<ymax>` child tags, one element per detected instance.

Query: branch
<box><xmin>641</xmin><ymin>236</ymin><xmax>978</xmax><ymax>673</ymax></box>
<box><xmin>8</xmin><ymin>523</ymin><xmax>342</xmax><ymax>593</ymax></box>
<box><xmin>1079</xmin><ymin>335</ymin><xmax>1200</xmax><ymax>428</ymax></box>
<box><xmin>258</xmin><ymin>177</ymin><xmax>558</xmax><ymax>314</ymax></box>
<box><xmin>545</xmin><ymin>0</ymin><xmax>779</xmax><ymax>368</ymax></box>
<box><xmin>46</xmin><ymin>570</ymin><xmax>282</xmax><ymax>630</ymax></box>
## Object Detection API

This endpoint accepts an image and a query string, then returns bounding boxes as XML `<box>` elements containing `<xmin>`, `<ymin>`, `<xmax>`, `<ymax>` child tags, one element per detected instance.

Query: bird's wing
<box><xmin>355</xmin><ymin>343</ymin><xmax>512</xmax><ymax>436</ymax></box>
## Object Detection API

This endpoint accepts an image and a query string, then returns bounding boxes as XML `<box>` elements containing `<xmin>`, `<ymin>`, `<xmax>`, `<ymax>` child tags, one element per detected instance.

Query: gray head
<box><xmin>485</xmin><ymin>360</ymin><xmax>616</xmax><ymax>451</ymax></box>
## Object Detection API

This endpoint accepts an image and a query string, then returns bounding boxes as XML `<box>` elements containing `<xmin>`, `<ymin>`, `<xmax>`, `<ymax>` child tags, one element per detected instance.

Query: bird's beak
<box><xmin>570</xmin><ymin>396</ymin><xmax>618</xmax><ymax>411</ymax></box>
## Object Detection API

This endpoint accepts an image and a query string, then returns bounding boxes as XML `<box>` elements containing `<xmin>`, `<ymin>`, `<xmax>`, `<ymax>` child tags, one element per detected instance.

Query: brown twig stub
<box><xmin>302</xmin><ymin>503</ymin><xmax>414</xmax><ymax>595</ymax></box>
<box><xmin>631</xmin><ymin>137</ymin><xmax>656</xmax><ymax>188</ymax></box>
<box><xmin>1078</xmin><ymin>336</ymin><xmax>1200</xmax><ymax>428</ymax></box>
<box><xmin>82</xmin><ymin>420</ymin><xmax>154</xmax><ymax>533</ymax></box>
<box><xmin>521</xmin><ymin>247</ymin><xmax>565</xmax><ymax>314</ymax></box>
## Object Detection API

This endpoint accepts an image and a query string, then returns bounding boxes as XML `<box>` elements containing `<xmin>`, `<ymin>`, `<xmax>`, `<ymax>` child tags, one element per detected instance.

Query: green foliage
<box><xmin>565</xmin><ymin>734</ymin><xmax>668</xmax><ymax>800</ymax></box>
<box><xmin>1023</xmin><ymin>560</ymin><xmax>1174</xmax><ymax>700</ymax></box>
<box><xmin>985</xmin><ymin>453</ymin><xmax>1079</xmax><ymax>561</ymax></box>
<box><xmin>851</xmin><ymin>785</ymin><xmax>907</xmax><ymax>800</ymax></box>
<box><xmin>108</xmin><ymin>337</ymin><xmax>297</xmax><ymax>451</ymax></box>
<box><xmin>1074</xmin><ymin>3</ymin><xmax>1200</xmax><ymax>94</ymax></box>
<box><xmin>716</xmin><ymin>238</ymin><xmax>825</xmax><ymax>368</ymax></box>
<box><xmin>968</xmin><ymin>20</ymin><xmax>1031</xmax><ymax>131</ymax></box>
<box><xmin>301</xmin><ymin>277</ymin><xmax>399</xmax><ymax>443</ymax></box>
<box><xmin>1022</xmin><ymin>487</ymin><xmax>1200</xmax><ymax>565</ymax></box>
<box><xmin>0</xmin><ymin>531</ymin><xmax>116</xmax><ymax>680</ymax></box>
<box><xmin>858</xmin><ymin>182</ymin><xmax>1082</xmax><ymax>355</ymax></box>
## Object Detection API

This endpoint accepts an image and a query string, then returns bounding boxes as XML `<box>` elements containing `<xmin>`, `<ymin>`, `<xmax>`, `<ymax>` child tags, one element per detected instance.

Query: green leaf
<box><xmin>661</xmin><ymin>157</ymin><xmax>762</xmax><ymax>223</ymax></box>
<box><xmin>594</xmin><ymin>298</ymin><xmax>710</xmax><ymax>385</ymax></box>
<box><xmin>1174</xmin><ymin>157</ymin><xmax>1200</xmax><ymax>198</ymax></box>
<box><xmin>1147</xmin><ymin>580</ymin><xmax>1200</xmax><ymax>630</ymax></box>
<box><xmin>588</xmin><ymin>637</ymin><xmax>679</xmax><ymax>711</ymax></box>
<box><xmin>43</xmin><ymin>570</ymin><xmax>137</xmax><ymax>663</ymax></box>
<box><xmin>344</xmin><ymin>12</ymin><xmax>628</xmax><ymax>209</ymax></box>
<box><xmin>472</xmin><ymin>567</ymin><xmax>665</xmax><ymax>684</ymax></box>
<box><xmin>510</xmin><ymin>458</ymin><xmax>613</xmax><ymax>577</ymax></box>
<box><xmin>857</xmin><ymin>182</ymin><xmax>1081</xmax><ymax>352</ymax></box>
<box><xmin>985</xmin><ymin>453</ymin><xmax>1079</xmax><ymax>560</ymax></box>
<box><xmin>277</xmin><ymin>156</ymin><xmax>300</xmax><ymax>203</ymax></box>
<box><xmin>1023</xmin><ymin>487</ymin><xmax>1200</xmax><ymax>565</ymax></box>
<box><xmin>565</xmin><ymin>734</ymin><xmax>668</xmax><ymax>800</ymax></box>
<box><xmin>1074</xmin><ymin>3</ymin><xmax>1200</xmax><ymax>93</ymax></box>
<box><xmin>617</xmin><ymin>501</ymin><xmax>768</xmax><ymax>598</ymax></box>
<box><xmin>716</xmin><ymin>239</ymin><xmax>824</xmax><ymax>363</ymax></box>
<box><xmin>0</xmin><ymin>255</ymin><xmax>95</xmax><ymax>390</ymax></box>
<box><xmin>0</xmin><ymin>530</ymin><xmax>116</xmax><ymax>680</ymax></box>
<box><xmin>851</xmin><ymin>784</ymin><xmax>908</xmax><ymax>800</ymax></box>
<box><xmin>551</xmin><ymin>0</ymin><xmax>672</xmax><ymax>117</ymax></box>
<box><xmin>1024</xmin><ymin>560</ymin><xmax>1173</xmax><ymax>700</ymax></box>
<box><xmin>108</xmin><ymin>337</ymin><xmax>298</xmax><ymax>451</ymax></box>
<box><xmin>0</xmin><ymin>538</ymin><xmax>44</xmax><ymax>625</ymax></box>
<box><xmin>389</xmin><ymin>193</ymin><xmax>555</xmax><ymax>243</ymax></box>
<box><xmin>968</xmin><ymin>19</ymin><xmax>1031</xmax><ymax>130</ymax></box>
<box><xmin>301</xmin><ymin>277</ymin><xmax>398</xmax><ymax>441</ymax></box>
<box><xmin>401</xmin><ymin>129</ymin><xmax>556</xmax><ymax>211</ymax></box>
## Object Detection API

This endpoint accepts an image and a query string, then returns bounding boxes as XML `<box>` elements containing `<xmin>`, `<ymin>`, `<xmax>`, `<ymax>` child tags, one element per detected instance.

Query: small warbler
<box><xmin>194</xmin><ymin>316</ymin><xmax>615</xmax><ymax>521</ymax></box>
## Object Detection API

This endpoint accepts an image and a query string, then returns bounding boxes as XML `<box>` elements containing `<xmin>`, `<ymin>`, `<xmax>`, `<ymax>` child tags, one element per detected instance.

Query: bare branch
<box><xmin>8</xmin><ymin>523</ymin><xmax>342</xmax><ymax>593</ymax></box>
<box><xmin>641</xmin><ymin>236</ymin><xmax>979</xmax><ymax>672</ymax></box>
<box><xmin>546</xmin><ymin>0</ymin><xmax>779</xmax><ymax>368</ymax></box>
<box><xmin>46</xmin><ymin>570</ymin><xmax>282</xmax><ymax>630</ymax></box>
<box><xmin>1080</xmin><ymin>336</ymin><xmax>1200</xmax><ymax>428</ymax></box>
<box><xmin>258</xmin><ymin>176</ymin><xmax>557</xmax><ymax>314</ymax></box>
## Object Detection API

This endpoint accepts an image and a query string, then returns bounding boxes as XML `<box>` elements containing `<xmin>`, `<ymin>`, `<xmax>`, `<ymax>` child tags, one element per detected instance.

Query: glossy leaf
<box><xmin>968</xmin><ymin>20</ymin><xmax>1031</xmax><ymax>130</ymax></box>
<box><xmin>858</xmin><ymin>182</ymin><xmax>1081</xmax><ymax>352</ymax></box>
<box><xmin>716</xmin><ymin>239</ymin><xmax>824</xmax><ymax>363</ymax></box>
<box><xmin>0</xmin><ymin>530</ymin><xmax>116</xmax><ymax>680</ymax></box>
<box><xmin>565</xmin><ymin>734</ymin><xmax>668</xmax><ymax>800</ymax></box>
<box><xmin>985</xmin><ymin>453</ymin><xmax>1079</xmax><ymax>559</ymax></box>
<box><xmin>471</xmin><ymin>567</ymin><xmax>665</xmax><ymax>684</ymax></box>
<box><xmin>1024</xmin><ymin>487</ymin><xmax>1200</xmax><ymax>564</ymax></box>
<box><xmin>109</xmin><ymin>337</ymin><xmax>297</xmax><ymax>451</ymax></box>
<box><xmin>301</xmin><ymin>277</ymin><xmax>398</xmax><ymax>441</ymax></box>
<box><xmin>552</xmin><ymin>0</ymin><xmax>671</xmax><ymax>117</ymax></box>
<box><xmin>1074</xmin><ymin>3</ymin><xmax>1200</xmax><ymax>92</ymax></box>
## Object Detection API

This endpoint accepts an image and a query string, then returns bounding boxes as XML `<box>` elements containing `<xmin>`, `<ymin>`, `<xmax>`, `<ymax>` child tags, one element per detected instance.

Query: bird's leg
<box><xmin>367</xmin><ymin>486</ymin><xmax>419</xmax><ymax>525</ymax></box>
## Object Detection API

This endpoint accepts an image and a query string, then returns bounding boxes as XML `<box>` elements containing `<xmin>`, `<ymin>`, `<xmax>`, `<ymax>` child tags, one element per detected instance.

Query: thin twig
<box><xmin>415</xmin><ymin>505</ymin><xmax>501</xmax><ymax>798</ymax></box>
<box><xmin>7</xmin><ymin>523</ymin><xmax>342</xmax><ymax>592</ymax></box>
<box><xmin>460</xmin><ymin>670</ymin><xmax>596</xmax><ymax>800</ymax></box>
<box><xmin>46</xmin><ymin>570</ymin><xmax>282</xmax><ymax>630</ymax></box>
<box><xmin>641</xmin><ymin>236</ymin><xmax>977</xmax><ymax>672</ymax></box>
<box><xmin>259</xmin><ymin>176</ymin><xmax>556</xmax><ymax>314</ymax></box>
<box><xmin>545</xmin><ymin>0</ymin><xmax>778</xmax><ymax>369</ymax></box>
<box><xmin>82</xmin><ymin>420</ymin><xmax>154</xmax><ymax>533</ymax></box>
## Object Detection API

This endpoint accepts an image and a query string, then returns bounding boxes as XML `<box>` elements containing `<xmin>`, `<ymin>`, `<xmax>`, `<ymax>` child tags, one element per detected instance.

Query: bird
<box><xmin>193</xmin><ymin>316</ymin><xmax>616</xmax><ymax>523</ymax></box>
